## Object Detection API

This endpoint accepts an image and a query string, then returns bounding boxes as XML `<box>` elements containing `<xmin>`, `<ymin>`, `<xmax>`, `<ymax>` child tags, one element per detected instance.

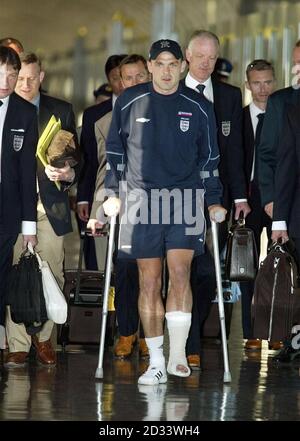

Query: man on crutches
<box><xmin>103</xmin><ymin>39</ymin><xmax>226</xmax><ymax>385</ymax></box>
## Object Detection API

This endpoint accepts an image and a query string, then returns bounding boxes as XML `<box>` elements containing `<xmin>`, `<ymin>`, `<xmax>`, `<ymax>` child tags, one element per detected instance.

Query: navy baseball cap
<box><xmin>149</xmin><ymin>39</ymin><xmax>183</xmax><ymax>60</ymax></box>
<box><xmin>215</xmin><ymin>58</ymin><xmax>233</xmax><ymax>77</ymax></box>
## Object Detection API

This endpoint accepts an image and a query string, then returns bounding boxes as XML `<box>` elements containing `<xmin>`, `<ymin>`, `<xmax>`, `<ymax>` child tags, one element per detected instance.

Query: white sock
<box><xmin>165</xmin><ymin>311</ymin><xmax>191</xmax><ymax>371</ymax></box>
<box><xmin>145</xmin><ymin>336</ymin><xmax>165</xmax><ymax>368</ymax></box>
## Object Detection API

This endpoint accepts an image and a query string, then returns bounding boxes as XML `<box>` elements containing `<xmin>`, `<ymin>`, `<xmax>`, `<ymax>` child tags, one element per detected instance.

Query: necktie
<box><xmin>255</xmin><ymin>113</ymin><xmax>265</xmax><ymax>147</ymax></box>
<box><xmin>196</xmin><ymin>84</ymin><xmax>205</xmax><ymax>95</ymax></box>
<box><xmin>0</xmin><ymin>101</ymin><xmax>3</xmax><ymax>107</ymax></box>
<box><xmin>251</xmin><ymin>112</ymin><xmax>265</xmax><ymax>184</ymax></box>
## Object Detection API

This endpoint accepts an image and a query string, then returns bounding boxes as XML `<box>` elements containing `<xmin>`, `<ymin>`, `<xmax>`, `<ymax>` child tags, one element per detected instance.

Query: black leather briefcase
<box><xmin>225</xmin><ymin>216</ymin><xmax>258</xmax><ymax>281</ymax></box>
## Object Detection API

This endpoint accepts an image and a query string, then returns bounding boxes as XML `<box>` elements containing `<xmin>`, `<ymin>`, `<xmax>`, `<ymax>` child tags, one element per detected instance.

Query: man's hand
<box><xmin>264</xmin><ymin>202</ymin><xmax>273</xmax><ymax>219</ymax></box>
<box><xmin>87</xmin><ymin>218</ymin><xmax>105</xmax><ymax>235</ymax></box>
<box><xmin>103</xmin><ymin>197</ymin><xmax>121</xmax><ymax>217</ymax></box>
<box><xmin>45</xmin><ymin>161</ymin><xmax>75</xmax><ymax>183</ymax></box>
<box><xmin>22</xmin><ymin>234</ymin><xmax>37</xmax><ymax>250</ymax></box>
<box><xmin>208</xmin><ymin>204</ymin><xmax>227</xmax><ymax>223</ymax></box>
<box><xmin>77</xmin><ymin>203</ymin><xmax>89</xmax><ymax>222</ymax></box>
<box><xmin>271</xmin><ymin>229</ymin><xmax>289</xmax><ymax>244</ymax></box>
<box><xmin>234</xmin><ymin>201</ymin><xmax>251</xmax><ymax>220</ymax></box>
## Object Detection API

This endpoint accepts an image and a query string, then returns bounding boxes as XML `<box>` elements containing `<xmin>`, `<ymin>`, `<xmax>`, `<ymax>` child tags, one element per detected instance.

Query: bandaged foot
<box><xmin>165</xmin><ymin>311</ymin><xmax>192</xmax><ymax>378</ymax></box>
<box><xmin>167</xmin><ymin>360</ymin><xmax>191</xmax><ymax>377</ymax></box>
<box><xmin>138</xmin><ymin>365</ymin><xmax>167</xmax><ymax>385</ymax></box>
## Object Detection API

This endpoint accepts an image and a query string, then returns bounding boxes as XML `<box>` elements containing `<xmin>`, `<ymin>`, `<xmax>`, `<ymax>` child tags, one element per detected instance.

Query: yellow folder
<box><xmin>36</xmin><ymin>115</ymin><xmax>61</xmax><ymax>190</ymax></box>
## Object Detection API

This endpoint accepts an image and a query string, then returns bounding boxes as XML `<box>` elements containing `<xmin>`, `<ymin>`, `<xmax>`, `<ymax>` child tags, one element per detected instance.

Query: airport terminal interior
<box><xmin>1</xmin><ymin>0</ymin><xmax>300</xmax><ymax>423</ymax></box>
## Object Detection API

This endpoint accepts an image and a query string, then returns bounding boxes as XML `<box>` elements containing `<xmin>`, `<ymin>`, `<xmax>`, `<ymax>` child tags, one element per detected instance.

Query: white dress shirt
<box><xmin>185</xmin><ymin>72</ymin><xmax>214</xmax><ymax>103</ymax></box>
<box><xmin>0</xmin><ymin>96</ymin><xmax>10</xmax><ymax>184</ymax></box>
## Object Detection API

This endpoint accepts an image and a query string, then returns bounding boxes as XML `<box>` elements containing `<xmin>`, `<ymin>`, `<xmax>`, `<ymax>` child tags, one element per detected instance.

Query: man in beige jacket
<box><xmin>88</xmin><ymin>54</ymin><xmax>150</xmax><ymax>359</ymax></box>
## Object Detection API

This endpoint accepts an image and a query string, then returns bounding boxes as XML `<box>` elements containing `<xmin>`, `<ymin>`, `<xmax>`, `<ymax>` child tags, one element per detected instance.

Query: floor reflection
<box><xmin>0</xmin><ymin>364</ymin><xmax>56</xmax><ymax>420</ymax></box>
<box><xmin>1</xmin><ymin>304</ymin><xmax>300</xmax><ymax>421</ymax></box>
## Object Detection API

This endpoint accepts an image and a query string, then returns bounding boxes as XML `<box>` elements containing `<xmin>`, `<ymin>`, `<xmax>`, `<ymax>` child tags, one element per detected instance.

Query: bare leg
<box><xmin>166</xmin><ymin>250</ymin><xmax>193</xmax><ymax>312</ymax></box>
<box><xmin>137</xmin><ymin>258</ymin><xmax>167</xmax><ymax>385</ymax></box>
<box><xmin>137</xmin><ymin>258</ymin><xmax>164</xmax><ymax>337</ymax></box>
<box><xmin>166</xmin><ymin>249</ymin><xmax>194</xmax><ymax>376</ymax></box>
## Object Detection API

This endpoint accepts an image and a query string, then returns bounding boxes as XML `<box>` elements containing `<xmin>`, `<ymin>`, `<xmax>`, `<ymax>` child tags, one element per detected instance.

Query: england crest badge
<box><xmin>221</xmin><ymin>121</ymin><xmax>231</xmax><ymax>136</ymax></box>
<box><xmin>13</xmin><ymin>135</ymin><xmax>24</xmax><ymax>151</ymax></box>
<box><xmin>180</xmin><ymin>118</ymin><xmax>190</xmax><ymax>132</ymax></box>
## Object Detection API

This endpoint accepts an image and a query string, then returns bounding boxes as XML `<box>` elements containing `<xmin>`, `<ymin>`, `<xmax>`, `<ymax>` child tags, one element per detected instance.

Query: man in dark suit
<box><xmin>76</xmin><ymin>54</ymin><xmax>126</xmax><ymax>270</ymax></box>
<box><xmin>0</xmin><ymin>46</ymin><xmax>37</xmax><ymax>350</ymax></box>
<box><xmin>5</xmin><ymin>52</ymin><xmax>79</xmax><ymax>367</ymax></box>
<box><xmin>241</xmin><ymin>59</ymin><xmax>277</xmax><ymax>351</ymax></box>
<box><xmin>271</xmin><ymin>102</ymin><xmax>300</xmax><ymax>362</ymax></box>
<box><xmin>257</xmin><ymin>40</ymin><xmax>300</xmax><ymax>218</ymax></box>
<box><xmin>184</xmin><ymin>30</ymin><xmax>250</xmax><ymax>369</ymax></box>
<box><xmin>256</xmin><ymin>40</ymin><xmax>300</xmax><ymax>363</ymax></box>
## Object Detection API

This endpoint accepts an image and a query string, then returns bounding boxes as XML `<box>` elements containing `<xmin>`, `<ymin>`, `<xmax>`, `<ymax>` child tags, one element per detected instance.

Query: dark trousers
<box><xmin>0</xmin><ymin>232</ymin><xmax>18</xmax><ymax>326</ymax></box>
<box><xmin>186</xmin><ymin>219</ymin><xmax>228</xmax><ymax>355</ymax></box>
<box><xmin>240</xmin><ymin>183</ymin><xmax>271</xmax><ymax>339</ymax></box>
<box><xmin>293</xmin><ymin>239</ymin><xmax>300</xmax><ymax>262</ymax></box>
<box><xmin>76</xmin><ymin>211</ymin><xmax>98</xmax><ymax>271</ymax></box>
<box><xmin>114</xmin><ymin>259</ymin><xmax>143</xmax><ymax>337</ymax></box>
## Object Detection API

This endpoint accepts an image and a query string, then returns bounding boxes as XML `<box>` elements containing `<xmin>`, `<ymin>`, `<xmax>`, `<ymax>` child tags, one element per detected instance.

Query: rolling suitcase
<box><xmin>58</xmin><ymin>227</ymin><xmax>116</xmax><ymax>349</ymax></box>
<box><xmin>203</xmin><ymin>247</ymin><xmax>239</xmax><ymax>338</ymax></box>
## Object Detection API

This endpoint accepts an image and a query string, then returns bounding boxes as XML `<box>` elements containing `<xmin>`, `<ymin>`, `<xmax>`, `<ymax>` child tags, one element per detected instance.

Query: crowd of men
<box><xmin>0</xmin><ymin>31</ymin><xmax>300</xmax><ymax>385</ymax></box>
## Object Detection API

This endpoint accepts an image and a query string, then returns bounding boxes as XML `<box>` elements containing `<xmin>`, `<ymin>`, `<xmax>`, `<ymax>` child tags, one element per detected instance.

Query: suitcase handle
<box><xmin>81</xmin><ymin>225</ymin><xmax>109</xmax><ymax>238</ymax></box>
<box><xmin>75</xmin><ymin>225</ymin><xmax>110</xmax><ymax>302</ymax></box>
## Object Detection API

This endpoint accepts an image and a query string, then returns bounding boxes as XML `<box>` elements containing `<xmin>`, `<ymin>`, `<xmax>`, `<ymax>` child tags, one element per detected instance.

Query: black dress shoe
<box><xmin>272</xmin><ymin>345</ymin><xmax>300</xmax><ymax>363</ymax></box>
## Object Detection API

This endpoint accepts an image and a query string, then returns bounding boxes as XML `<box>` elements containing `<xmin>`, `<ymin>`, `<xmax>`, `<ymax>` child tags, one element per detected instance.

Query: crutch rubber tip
<box><xmin>95</xmin><ymin>368</ymin><xmax>104</xmax><ymax>379</ymax></box>
<box><xmin>223</xmin><ymin>372</ymin><xmax>232</xmax><ymax>383</ymax></box>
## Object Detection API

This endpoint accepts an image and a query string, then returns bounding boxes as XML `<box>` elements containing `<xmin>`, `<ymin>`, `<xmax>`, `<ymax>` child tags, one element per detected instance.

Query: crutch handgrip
<box><xmin>214</xmin><ymin>210</ymin><xmax>226</xmax><ymax>223</ymax></box>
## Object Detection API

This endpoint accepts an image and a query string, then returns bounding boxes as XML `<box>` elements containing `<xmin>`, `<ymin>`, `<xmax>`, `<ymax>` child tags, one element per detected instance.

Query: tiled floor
<box><xmin>1</xmin><ymin>302</ymin><xmax>300</xmax><ymax>422</ymax></box>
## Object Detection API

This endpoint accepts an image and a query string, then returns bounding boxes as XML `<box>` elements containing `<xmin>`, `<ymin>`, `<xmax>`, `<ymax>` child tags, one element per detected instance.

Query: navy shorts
<box><xmin>117</xmin><ymin>189</ymin><xmax>205</xmax><ymax>259</ymax></box>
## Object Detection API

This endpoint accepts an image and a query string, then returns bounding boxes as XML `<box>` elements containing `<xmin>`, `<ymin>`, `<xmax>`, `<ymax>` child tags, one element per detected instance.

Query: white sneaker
<box><xmin>138</xmin><ymin>365</ymin><xmax>167</xmax><ymax>385</ymax></box>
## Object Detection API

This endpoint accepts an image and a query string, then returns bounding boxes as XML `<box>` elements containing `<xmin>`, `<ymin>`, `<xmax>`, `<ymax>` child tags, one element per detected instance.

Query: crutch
<box><xmin>211</xmin><ymin>219</ymin><xmax>232</xmax><ymax>383</ymax></box>
<box><xmin>95</xmin><ymin>214</ymin><xmax>117</xmax><ymax>379</ymax></box>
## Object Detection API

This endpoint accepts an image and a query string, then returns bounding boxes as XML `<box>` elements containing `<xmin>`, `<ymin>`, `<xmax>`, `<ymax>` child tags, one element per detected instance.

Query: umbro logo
<box><xmin>136</xmin><ymin>117</ymin><xmax>150</xmax><ymax>123</ymax></box>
